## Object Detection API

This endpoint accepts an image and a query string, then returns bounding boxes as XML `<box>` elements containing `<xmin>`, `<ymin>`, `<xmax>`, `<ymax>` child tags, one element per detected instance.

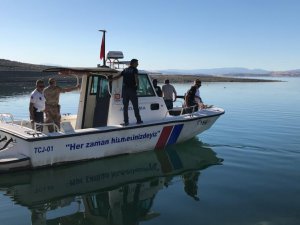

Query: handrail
<box><xmin>20</xmin><ymin>119</ymin><xmax>31</xmax><ymax>127</ymax></box>
<box><xmin>0</xmin><ymin>113</ymin><xmax>14</xmax><ymax>124</ymax></box>
<box><xmin>72</xmin><ymin>74</ymin><xmax>80</xmax><ymax>86</ymax></box>
<box><xmin>0</xmin><ymin>113</ymin><xmax>60</xmax><ymax>134</ymax></box>
<box><xmin>186</xmin><ymin>105</ymin><xmax>198</xmax><ymax>116</ymax></box>
<box><xmin>34</xmin><ymin>122</ymin><xmax>60</xmax><ymax>132</ymax></box>
<box><xmin>165</xmin><ymin>105</ymin><xmax>198</xmax><ymax>117</ymax></box>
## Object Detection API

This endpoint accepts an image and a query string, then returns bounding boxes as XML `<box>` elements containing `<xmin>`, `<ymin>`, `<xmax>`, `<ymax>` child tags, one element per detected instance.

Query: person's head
<box><xmin>130</xmin><ymin>59</ymin><xmax>139</xmax><ymax>68</ymax></box>
<box><xmin>48</xmin><ymin>78</ymin><xmax>56</xmax><ymax>86</ymax></box>
<box><xmin>36</xmin><ymin>80</ymin><xmax>45</xmax><ymax>91</ymax></box>
<box><xmin>165</xmin><ymin>79</ymin><xmax>170</xmax><ymax>84</ymax></box>
<box><xmin>194</xmin><ymin>79</ymin><xmax>201</xmax><ymax>88</ymax></box>
<box><xmin>153</xmin><ymin>79</ymin><xmax>158</xmax><ymax>86</ymax></box>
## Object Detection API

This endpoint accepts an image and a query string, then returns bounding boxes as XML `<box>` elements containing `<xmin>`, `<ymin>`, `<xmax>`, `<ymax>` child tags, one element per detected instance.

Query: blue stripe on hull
<box><xmin>167</xmin><ymin>124</ymin><xmax>184</xmax><ymax>146</ymax></box>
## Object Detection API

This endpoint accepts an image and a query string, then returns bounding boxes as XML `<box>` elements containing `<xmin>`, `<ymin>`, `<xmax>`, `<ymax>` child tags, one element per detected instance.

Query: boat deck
<box><xmin>0</xmin><ymin>107</ymin><xmax>224</xmax><ymax>141</ymax></box>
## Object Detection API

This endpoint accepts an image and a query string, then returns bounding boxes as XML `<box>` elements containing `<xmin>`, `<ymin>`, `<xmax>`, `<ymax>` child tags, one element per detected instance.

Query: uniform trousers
<box><xmin>122</xmin><ymin>87</ymin><xmax>142</xmax><ymax>123</ymax></box>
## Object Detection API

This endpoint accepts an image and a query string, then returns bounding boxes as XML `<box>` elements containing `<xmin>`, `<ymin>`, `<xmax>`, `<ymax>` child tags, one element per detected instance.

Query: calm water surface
<box><xmin>0</xmin><ymin>78</ymin><xmax>299</xmax><ymax>225</ymax></box>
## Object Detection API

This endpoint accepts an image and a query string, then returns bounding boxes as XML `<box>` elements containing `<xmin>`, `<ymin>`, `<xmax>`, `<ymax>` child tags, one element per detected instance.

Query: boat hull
<box><xmin>0</xmin><ymin>108</ymin><xmax>224</xmax><ymax>171</ymax></box>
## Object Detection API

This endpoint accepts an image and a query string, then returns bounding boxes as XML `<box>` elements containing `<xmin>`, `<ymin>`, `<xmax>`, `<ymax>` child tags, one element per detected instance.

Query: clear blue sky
<box><xmin>1</xmin><ymin>0</ymin><xmax>299</xmax><ymax>71</ymax></box>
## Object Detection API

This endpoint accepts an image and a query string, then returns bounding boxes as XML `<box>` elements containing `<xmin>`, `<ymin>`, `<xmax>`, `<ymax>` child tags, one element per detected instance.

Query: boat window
<box><xmin>90</xmin><ymin>76</ymin><xmax>110</xmax><ymax>97</ymax></box>
<box><xmin>137</xmin><ymin>74</ymin><xmax>155</xmax><ymax>97</ymax></box>
<box><xmin>90</xmin><ymin>76</ymin><xmax>98</xmax><ymax>95</ymax></box>
<box><xmin>98</xmin><ymin>78</ymin><xmax>110</xmax><ymax>98</ymax></box>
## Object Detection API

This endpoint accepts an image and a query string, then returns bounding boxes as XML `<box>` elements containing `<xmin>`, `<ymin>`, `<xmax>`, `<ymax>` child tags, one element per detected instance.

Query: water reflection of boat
<box><xmin>0</xmin><ymin>139</ymin><xmax>222</xmax><ymax>225</ymax></box>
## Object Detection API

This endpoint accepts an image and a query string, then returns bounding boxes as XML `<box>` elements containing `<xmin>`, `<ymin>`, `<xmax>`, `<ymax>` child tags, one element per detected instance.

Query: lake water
<box><xmin>0</xmin><ymin>78</ymin><xmax>300</xmax><ymax>225</ymax></box>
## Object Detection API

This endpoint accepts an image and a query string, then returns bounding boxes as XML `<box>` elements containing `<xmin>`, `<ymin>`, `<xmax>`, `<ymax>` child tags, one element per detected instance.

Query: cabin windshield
<box><xmin>90</xmin><ymin>76</ymin><xmax>110</xmax><ymax>97</ymax></box>
<box><xmin>137</xmin><ymin>74</ymin><xmax>155</xmax><ymax>97</ymax></box>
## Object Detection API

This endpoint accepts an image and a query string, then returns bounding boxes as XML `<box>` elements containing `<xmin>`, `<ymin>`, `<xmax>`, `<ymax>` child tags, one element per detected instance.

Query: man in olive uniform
<box><xmin>43</xmin><ymin>78</ymin><xmax>80</xmax><ymax>132</ymax></box>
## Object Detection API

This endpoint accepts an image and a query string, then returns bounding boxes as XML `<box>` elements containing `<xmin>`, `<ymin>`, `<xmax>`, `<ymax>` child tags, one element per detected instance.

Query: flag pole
<box><xmin>99</xmin><ymin>29</ymin><xmax>106</xmax><ymax>67</ymax></box>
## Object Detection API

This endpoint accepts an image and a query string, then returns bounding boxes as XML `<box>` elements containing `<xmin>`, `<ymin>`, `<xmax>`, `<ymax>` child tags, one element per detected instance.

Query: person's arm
<box><xmin>134</xmin><ymin>73</ymin><xmax>139</xmax><ymax>89</ymax></box>
<box><xmin>173</xmin><ymin>86</ymin><xmax>177</xmax><ymax>101</ymax></box>
<box><xmin>110</xmin><ymin>71</ymin><xmax>123</xmax><ymax>81</ymax></box>
<box><xmin>29</xmin><ymin>102</ymin><xmax>35</xmax><ymax>121</ymax></box>
<box><xmin>161</xmin><ymin>85</ymin><xmax>165</xmax><ymax>97</ymax></box>
<box><xmin>199</xmin><ymin>97</ymin><xmax>203</xmax><ymax>103</ymax></box>
<box><xmin>29</xmin><ymin>93</ymin><xmax>36</xmax><ymax>122</ymax></box>
<box><xmin>158</xmin><ymin>87</ymin><xmax>162</xmax><ymax>97</ymax></box>
<box><xmin>184</xmin><ymin>93</ymin><xmax>189</xmax><ymax>107</ymax></box>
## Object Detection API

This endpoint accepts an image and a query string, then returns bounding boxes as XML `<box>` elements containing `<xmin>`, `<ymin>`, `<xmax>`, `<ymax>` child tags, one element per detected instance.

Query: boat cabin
<box><xmin>45</xmin><ymin>66</ymin><xmax>169</xmax><ymax>130</ymax></box>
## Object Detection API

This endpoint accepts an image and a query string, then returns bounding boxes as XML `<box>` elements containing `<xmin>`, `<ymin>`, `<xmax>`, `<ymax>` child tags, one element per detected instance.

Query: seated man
<box><xmin>194</xmin><ymin>79</ymin><xmax>205</xmax><ymax>109</ymax></box>
<box><xmin>185</xmin><ymin>85</ymin><xmax>198</xmax><ymax>113</ymax></box>
<box><xmin>152</xmin><ymin>79</ymin><xmax>162</xmax><ymax>97</ymax></box>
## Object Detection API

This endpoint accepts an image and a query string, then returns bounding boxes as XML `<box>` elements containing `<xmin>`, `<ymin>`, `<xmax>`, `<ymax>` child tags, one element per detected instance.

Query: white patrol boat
<box><xmin>0</xmin><ymin>54</ymin><xmax>224</xmax><ymax>172</ymax></box>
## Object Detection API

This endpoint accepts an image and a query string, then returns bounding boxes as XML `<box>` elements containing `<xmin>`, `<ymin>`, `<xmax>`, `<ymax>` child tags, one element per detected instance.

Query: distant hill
<box><xmin>157</xmin><ymin>67</ymin><xmax>270</xmax><ymax>75</ymax></box>
<box><xmin>156</xmin><ymin>67</ymin><xmax>300</xmax><ymax>77</ymax></box>
<box><xmin>149</xmin><ymin>74</ymin><xmax>277</xmax><ymax>83</ymax></box>
<box><xmin>0</xmin><ymin>59</ymin><xmax>296</xmax><ymax>84</ymax></box>
<box><xmin>0</xmin><ymin>59</ymin><xmax>55</xmax><ymax>84</ymax></box>
<box><xmin>0</xmin><ymin>59</ymin><xmax>49</xmax><ymax>71</ymax></box>
<box><xmin>1</xmin><ymin>58</ymin><xmax>299</xmax><ymax>76</ymax></box>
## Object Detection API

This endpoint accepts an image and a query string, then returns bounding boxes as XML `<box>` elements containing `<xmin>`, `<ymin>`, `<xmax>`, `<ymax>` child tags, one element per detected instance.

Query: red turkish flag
<box><xmin>100</xmin><ymin>36</ymin><xmax>105</xmax><ymax>60</ymax></box>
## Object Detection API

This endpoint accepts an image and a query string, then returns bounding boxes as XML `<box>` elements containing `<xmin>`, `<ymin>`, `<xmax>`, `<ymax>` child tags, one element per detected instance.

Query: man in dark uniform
<box><xmin>113</xmin><ymin>59</ymin><xmax>143</xmax><ymax>126</ymax></box>
<box><xmin>152</xmin><ymin>79</ymin><xmax>162</xmax><ymax>97</ymax></box>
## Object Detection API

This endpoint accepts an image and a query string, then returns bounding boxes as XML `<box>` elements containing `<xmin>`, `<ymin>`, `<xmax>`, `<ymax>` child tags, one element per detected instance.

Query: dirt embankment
<box><xmin>0</xmin><ymin>71</ymin><xmax>279</xmax><ymax>84</ymax></box>
<box><xmin>0</xmin><ymin>59</ymin><xmax>278</xmax><ymax>83</ymax></box>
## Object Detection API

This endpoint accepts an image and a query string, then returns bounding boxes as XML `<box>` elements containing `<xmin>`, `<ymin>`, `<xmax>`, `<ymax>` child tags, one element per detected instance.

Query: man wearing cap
<box><xmin>44</xmin><ymin>78</ymin><xmax>80</xmax><ymax>132</ymax></box>
<box><xmin>29</xmin><ymin>80</ymin><xmax>46</xmax><ymax>131</ymax></box>
<box><xmin>162</xmin><ymin>79</ymin><xmax>177</xmax><ymax>110</ymax></box>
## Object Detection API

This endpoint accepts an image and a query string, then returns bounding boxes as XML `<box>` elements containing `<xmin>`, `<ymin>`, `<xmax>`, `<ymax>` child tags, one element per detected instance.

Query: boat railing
<box><xmin>20</xmin><ymin>122</ymin><xmax>60</xmax><ymax>137</ymax></box>
<box><xmin>165</xmin><ymin>105</ymin><xmax>198</xmax><ymax>117</ymax></box>
<box><xmin>0</xmin><ymin>113</ymin><xmax>14</xmax><ymax>124</ymax></box>
<box><xmin>31</xmin><ymin>122</ymin><xmax>60</xmax><ymax>133</ymax></box>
